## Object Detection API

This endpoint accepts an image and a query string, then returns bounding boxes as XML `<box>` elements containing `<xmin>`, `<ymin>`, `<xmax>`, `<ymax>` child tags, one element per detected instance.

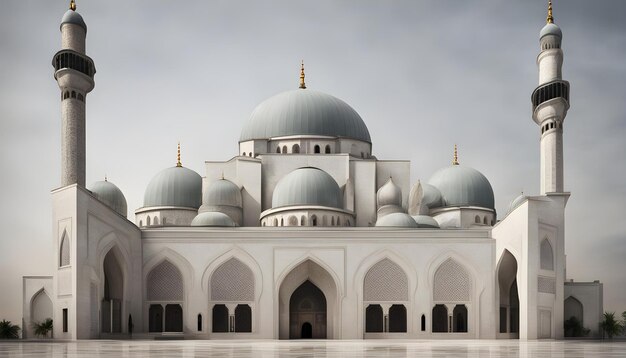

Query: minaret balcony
<box><xmin>52</xmin><ymin>49</ymin><xmax>96</xmax><ymax>79</ymax></box>
<box><xmin>531</xmin><ymin>80</ymin><xmax>569</xmax><ymax>111</ymax></box>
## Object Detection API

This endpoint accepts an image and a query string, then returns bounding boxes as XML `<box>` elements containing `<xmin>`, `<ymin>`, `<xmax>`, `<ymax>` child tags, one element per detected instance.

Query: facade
<box><xmin>22</xmin><ymin>1</ymin><xmax>603</xmax><ymax>340</ymax></box>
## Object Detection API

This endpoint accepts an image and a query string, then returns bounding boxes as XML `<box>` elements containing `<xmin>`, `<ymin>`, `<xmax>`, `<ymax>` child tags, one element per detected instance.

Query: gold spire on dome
<box><xmin>176</xmin><ymin>142</ymin><xmax>182</xmax><ymax>167</ymax></box>
<box><xmin>452</xmin><ymin>144</ymin><xmax>459</xmax><ymax>165</ymax></box>
<box><xmin>299</xmin><ymin>61</ymin><xmax>306</xmax><ymax>89</ymax></box>
<box><xmin>547</xmin><ymin>0</ymin><xmax>554</xmax><ymax>24</ymax></box>
<box><xmin>70</xmin><ymin>0</ymin><xmax>76</xmax><ymax>11</ymax></box>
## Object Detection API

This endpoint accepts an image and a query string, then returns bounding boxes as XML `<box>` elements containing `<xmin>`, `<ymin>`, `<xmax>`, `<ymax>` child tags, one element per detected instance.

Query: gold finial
<box><xmin>547</xmin><ymin>0</ymin><xmax>554</xmax><ymax>24</ymax></box>
<box><xmin>70</xmin><ymin>0</ymin><xmax>76</xmax><ymax>11</ymax></box>
<box><xmin>176</xmin><ymin>142</ymin><xmax>182</xmax><ymax>167</ymax></box>
<box><xmin>299</xmin><ymin>61</ymin><xmax>306</xmax><ymax>89</ymax></box>
<box><xmin>452</xmin><ymin>144</ymin><xmax>459</xmax><ymax>165</ymax></box>
<box><xmin>104</xmin><ymin>174</ymin><xmax>108</xmax><ymax>182</ymax></box>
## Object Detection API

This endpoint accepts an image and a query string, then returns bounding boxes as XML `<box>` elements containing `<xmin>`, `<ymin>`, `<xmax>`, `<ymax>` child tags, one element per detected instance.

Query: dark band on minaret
<box><xmin>299</xmin><ymin>61</ymin><xmax>306</xmax><ymax>89</ymax></box>
<box><xmin>547</xmin><ymin>0</ymin><xmax>554</xmax><ymax>24</ymax></box>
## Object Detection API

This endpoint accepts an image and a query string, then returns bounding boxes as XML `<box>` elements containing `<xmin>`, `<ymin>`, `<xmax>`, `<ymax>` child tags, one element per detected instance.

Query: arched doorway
<box><xmin>278</xmin><ymin>259</ymin><xmax>338</xmax><ymax>339</ymax></box>
<box><xmin>101</xmin><ymin>248</ymin><xmax>125</xmax><ymax>334</ymax></box>
<box><xmin>289</xmin><ymin>280</ymin><xmax>327</xmax><ymax>339</ymax></box>
<box><xmin>497</xmin><ymin>250</ymin><xmax>519</xmax><ymax>337</ymax></box>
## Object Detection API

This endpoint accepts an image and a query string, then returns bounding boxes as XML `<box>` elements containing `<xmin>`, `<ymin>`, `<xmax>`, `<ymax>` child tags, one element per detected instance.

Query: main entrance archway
<box><xmin>497</xmin><ymin>249</ymin><xmax>519</xmax><ymax>338</ymax></box>
<box><xmin>278</xmin><ymin>259</ymin><xmax>338</xmax><ymax>339</ymax></box>
<box><xmin>289</xmin><ymin>280</ymin><xmax>327</xmax><ymax>339</ymax></box>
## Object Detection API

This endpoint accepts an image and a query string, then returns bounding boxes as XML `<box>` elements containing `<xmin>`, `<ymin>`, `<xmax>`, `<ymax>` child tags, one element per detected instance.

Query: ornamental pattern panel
<box><xmin>147</xmin><ymin>260</ymin><xmax>184</xmax><ymax>301</ymax></box>
<box><xmin>433</xmin><ymin>258</ymin><xmax>470</xmax><ymax>302</ymax></box>
<box><xmin>364</xmin><ymin>258</ymin><xmax>408</xmax><ymax>301</ymax></box>
<box><xmin>538</xmin><ymin>276</ymin><xmax>556</xmax><ymax>294</ymax></box>
<box><xmin>210</xmin><ymin>258</ymin><xmax>254</xmax><ymax>301</ymax></box>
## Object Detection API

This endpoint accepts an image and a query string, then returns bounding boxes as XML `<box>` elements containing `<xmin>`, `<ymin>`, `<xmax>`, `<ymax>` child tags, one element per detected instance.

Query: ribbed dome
<box><xmin>88</xmin><ymin>180</ymin><xmax>127</xmax><ymax>217</ymax></box>
<box><xmin>204</xmin><ymin>179</ymin><xmax>242</xmax><ymax>207</ymax></box>
<box><xmin>508</xmin><ymin>193</ymin><xmax>528</xmax><ymax>214</ymax></box>
<box><xmin>421</xmin><ymin>183</ymin><xmax>444</xmax><ymax>208</ymax></box>
<box><xmin>191</xmin><ymin>212</ymin><xmax>237</xmax><ymax>227</ymax></box>
<box><xmin>540</xmin><ymin>23</ymin><xmax>562</xmax><ymax>39</ymax></box>
<box><xmin>376</xmin><ymin>213</ymin><xmax>418</xmax><ymax>228</ymax></box>
<box><xmin>428</xmin><ymin>165</ymin><xmax>495</xmax><ymax>210</ymax></box>
<box><xmin>377</xmin><ymin>177</ymin><xmax>402</xmax><ymax>208</ymax></box>
<box><xmin>240</xmin><ymin>89</ymin><xmax>371</xmax><ymax>143</ymax></box>
<box><xmin>411</xmin><ymin>215</ymin><xmax>440</xmax><ymax>229</ymax></box>
<box><xmin>144</xmin><ymin>166</ymin><xmax>202</xmax><ymax>209</ymax></box>
<box><xmin>272</xmin><ymin>167</ymin><xmax>342</xmax><ymax>209</ymax></box>
<box><xmin>61</xmin><ymin>10</ymin><xmax>87</xmax><ymax>32</ymax></box>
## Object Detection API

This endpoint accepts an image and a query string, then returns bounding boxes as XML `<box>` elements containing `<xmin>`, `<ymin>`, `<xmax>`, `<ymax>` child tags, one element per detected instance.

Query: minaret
<box><xmin>53</xmin><ymin>0</ymin><xmax>96</xmax><ymax>187</ymax></box>
<box><xmin>532</xmin><ymin>1</ymin><xmax>569</xmax><ymax>194</ymax></box>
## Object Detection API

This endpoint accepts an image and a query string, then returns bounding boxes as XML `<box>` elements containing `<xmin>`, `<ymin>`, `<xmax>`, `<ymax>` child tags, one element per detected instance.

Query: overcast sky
<box><xmin>1</xmin><ymin>0</ymin><xmax>625</xmax><ymax>325</ymax></box>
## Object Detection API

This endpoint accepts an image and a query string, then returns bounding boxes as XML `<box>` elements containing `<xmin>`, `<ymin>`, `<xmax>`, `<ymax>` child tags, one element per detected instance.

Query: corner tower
<box><xmin>532</xmin><ymin>1</ymin><xmax>569</xmax><ymax>195</ymax></box>
<box><xmin>53</xmin><ymin>0</ymin><xmax>95</xmax><ymax>187</ymax></box>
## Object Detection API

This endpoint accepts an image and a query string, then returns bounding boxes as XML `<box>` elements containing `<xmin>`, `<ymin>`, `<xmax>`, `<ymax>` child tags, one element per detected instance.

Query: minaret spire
<box><xmin>299</xmin><ymin>61</ymin><xmax>306</xmax><ymax>89</ymax></box>
<box><xmin>176</xmin><ymin>142</ymin><xmax>182</xmax><ymax>167</ymax></box>
<box><xmin>546</xmin><ymin>0</ymin><xmax>554</xmax><ymax>24</ymax></box>
<box><xmin>452</xmin><ymin>144</ymin><xmax>459</xmax><ymax>165</ymax></box>
<box><xmin>70</xmin><ymin>0</ymin><xmax>76</xmax><ymax>11</ymax></box>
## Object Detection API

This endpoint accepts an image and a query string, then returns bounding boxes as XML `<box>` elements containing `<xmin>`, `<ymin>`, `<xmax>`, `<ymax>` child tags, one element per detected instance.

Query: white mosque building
<box><xmin>21</xmin><ymin>1</ymin><xmax>604</xmax><ymax>340</ymax></box>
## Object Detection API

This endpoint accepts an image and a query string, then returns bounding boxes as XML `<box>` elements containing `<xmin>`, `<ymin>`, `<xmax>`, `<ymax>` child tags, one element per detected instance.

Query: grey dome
<box><xmin>205</xmin><ymin>179</ymin><xmax>242</xmax><ymax>207</ymax></box>
<box><xmin>428</xmin><ymin>165</ymin><xmax>495</xmax><ymax>210</ymax></box>
<box><xmin>412</xmin><ymin>215</ymin><xmax>440</xmax><ymax>229</ymax></box>
<box><xmin>240</xmin><ymin>89</ymin><xmax>371</xmax><ymax>143</ymax></box>
<box><xmin>60</xmin><ymin>10</ymin><xmax>87</xmax><ymax>32</ymax></box>
<box><xmin>191</xmin><ymin>212</ymin><xmax>237</xmax><ymax>227</ymax></box>
<box><xmin>422</xmin><ymin>183</ymin><xmax>444</xmax><ymax>208</ymax></box>
<box><xmin>540</xmin><ymin>23</ymin><xmax>562</xmax><ymax>39</ymax></box>
<box><xmin>377</xmin><ymin>177</ymin><xmax>402</xmax><ymax>208</ymax></box>
<box><xmin>88</xmin><ymin>180</ymin><xmax>127</xmax><ymax>217</ymax></box>
<box><xmin>376</xmin><ymin>213</ymin><xmax>418</xmax><ymax>228</ymax></box>
<box><xmin>272</xmin><ymin>167</ymin><xmax>342</xmax><ymax>209</ymax></box>
<box><xmin>508</xmin><ymin>193</ymin><xmax>528</xmax><ymax>214</ymax></box>
<box><xmin>144</xmin><ymin>166</ymin><xmax>202</xmax><ymax>209</ymax></box>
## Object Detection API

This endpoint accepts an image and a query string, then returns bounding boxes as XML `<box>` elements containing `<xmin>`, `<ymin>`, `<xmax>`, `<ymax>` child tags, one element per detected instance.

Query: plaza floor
<box><xmin>1</xmin><ymin>339</ymin><xmax>626</xmax><ymax>358</ymax></box>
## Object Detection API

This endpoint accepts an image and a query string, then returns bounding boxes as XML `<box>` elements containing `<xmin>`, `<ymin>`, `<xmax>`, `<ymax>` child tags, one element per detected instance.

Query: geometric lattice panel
<box><xmin>538</xmin><ymin>275</ymin><xmax>556</xmax><ymax>294</ymax></box>
<box><xmin>147</xmin><ymin>260</ymin><xmax>184</xmax><ymax>301</ymax></box>
<box><xmin>210</xmin><ymin>258</ymin><xmax>254</xmax><ymax>301</ymax></box>
<box><xmin>59</xmin><ymin>234</ymin><xmax>70</xmax><ymax>267</ymax></box>
<box><xmin>363</xmin><ymin>258</ymin><xmax>408</xmax><ymax>301</ymax></box>
<box><xmin>433</xmin><ymin>258</ymin><xmax>470</xmax><ymax>302</ymax></box>
<box><xmin>540</xmin><ymin>239</ymin><xmax>554</xmax><ymax>271</ymax></box>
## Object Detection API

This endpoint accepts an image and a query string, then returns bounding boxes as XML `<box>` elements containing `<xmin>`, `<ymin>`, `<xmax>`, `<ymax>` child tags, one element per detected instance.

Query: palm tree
<box><xmin>0</xmin><ymin>320</ymin><xmax>21</xmax><ymax>339</ymax></box>
<box><xmin>32</xmin><ymin>318</ymin><xmax>53</xmax><ymax>338</ymax></box>
<box><xmin>600</xmin><ymin>312</ymin><xmax>621</xmax><ymax>339</ymax></box>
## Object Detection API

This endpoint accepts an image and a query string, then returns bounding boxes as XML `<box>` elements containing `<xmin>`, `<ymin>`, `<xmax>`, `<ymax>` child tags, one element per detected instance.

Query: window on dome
<box><xmin>475</xmin><ymin>215</ymin><xmax>480</xmax><ymax>224</ymax></box>
<box><xmin>314</xmin><ymin>145</ymin><xmax>320</xmax><ymax>154</ymax></box>
<box><xmin>325</xmin><ymin>145</ymin><xmax>331</xmax><ymax>154</ymax></box>
<box><xmin>483</xmin><ymin>217</ymin><xmax>488</xmax><ymax>225</ymax></box>
<box><xmin>311</xmin><ymin>215</ymin><xmax>318</xmax><ymax>226</ymax></box>
<box><xmin>300</xmin><ymin>216</ymin><xmax>306</xmax><ymax>226</ymax></box>
<box><xmin>282</xmin><ymin>146</ymin><xmax>287</xmax><ymax>154</ymax></box>
<box><xmin>242</xmin><ymin>152</ymin><xmax>246</xmax><ymax>156</ymax></box>
<box><xmin>276</xmin><ymin>147</ymin><xmax>280</xmax><ymax>154</ymax></box>
<box><xmin>293</xmin><ymin>144</ymin><xmax>300</xmax><ymax>153</ymax></box>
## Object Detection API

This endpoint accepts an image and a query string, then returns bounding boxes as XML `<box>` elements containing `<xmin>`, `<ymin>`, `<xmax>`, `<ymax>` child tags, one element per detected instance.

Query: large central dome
<box><xmin>239</xmin><ymin>89</ymin><xmax>371</xmax><ymax>143</ymax></box>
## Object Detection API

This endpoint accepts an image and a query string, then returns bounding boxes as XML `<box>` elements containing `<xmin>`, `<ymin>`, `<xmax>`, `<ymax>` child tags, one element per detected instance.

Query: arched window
<box><xmin>153</xmin><ymin>217</ymin><xmax>159</xmax><ymax>225</ymax></box>
<box><xmin>77</xmin><ymin>93</ymin><xmax>84</xmax><ymax>102</ymax></box>
<box><xmin>162</xmin><ymin>218</ymin><xmax>167</xmax><ymax>225</ymax></box>
<box><xmin>147</xmin><ymin>216</ymin><xmax>151</xmax><ymax>226</ymax></box>
<box><xmin>389</xmin><ymin>304</ymin><xmax>407</xmax><ymax>332</ymax></box>
<box><xmin>234</xmin><ymin>304</ymin><xmax>252</xmax><ymax>332</ymax></box>
<box><xmin>147</xmin><ymin>260</ymin><xmax>184</xmax><ymax>333</ymax></box>
<box><xmin>210</xmin><ymin>258</ymin><xmax>255</xmax><ymax>333</ymax></box>
<box><xmin>71</xmin><ymin>91</ymin><xmax>76</xmax><ymax>99</ymax></box>
<box><xmin>325</xmin><ymin>145</ymin><xmax>331</xmax><ymax>154</ymax></box>
<box><xmin>453</xmin><ymin>304</ymin><xmax>468</xmax><ymax>332</ymax></box>
<box><xmin>300</xmin><ymin>216</ymin><xmax>306</xmax><ymax>226</ymax></box>
<box><xmin>432</xmin><ymin>258</ymin><xmax>471</xmax><ymax>333</ymax></box>
<box><xmin>331</xmin><ymin>217</ymin><xmax>335</xmax><ymax>226</ymax></box>
<box><xmin>365</xmin><ymin>304</ymin><xmax>383</xmax><ymax>332</ymax></box>
<box><xmin>139</xmin><ymin>220</ymin><xmax>143</xmax><ymax>227</ymax></box>
<box><xmin>282</xmin><ymin>146</ymin><xmax>287</xmax><ymax>154</ymax></box>
<box><xmin>540</xmin><ymin>238</ymin><xmax>554</xmax><ymax>270</ymax></box>
<box><xmin>197</xmin><ymin>314</ymin><xmax>203</xmax><ymax>331</ymax></box>
<box><xmin>311</xmin><ymin>215</ymin><xmax>317</xmax><ymax>226</ymax></box>
<box><xmin>63</xmin><ymin>91</ymin><xmax>69</xmax><ymax>100</ymax></box>
<box><xmin>212</xmin><ymin>304</ymin><xmax>228</xmax><ymax>332</ymax></box>
<box><xmin>273</xmin><ymin>218</ymin><xmax>278</xmax><ymax>226</ymax></box>
<box><xmin>475</xmin><ymin>215</ymin><xmax>481</xmax><ymax>224</ymax></box>
<box><xmin>276</xmin><ymin>147</ymin><xmax>281</xmax><ymax>153</ymax></box>
<box><xmin>249</xmin><ymin>153</ymin><xmax>253</xmax><ymax>157</ymax></box>
<box><xmin>483</xmin><ymin>217</ymin><xmax>488</xmax><ymax>225</ymax></box>
<box><xmin>59</xmin><ymin>232</ymin><xmax>70</xmax><ymax>267</ymax></box>
<box><xmin>262</xmin><ymin>222</ymin><xmax>266</xmax><ymax>227</ymax></box>
<box><xmin>432</xmin><ymin>304</ymin><xmax>448</xmax><ymax>332</ymax></box>
<box><xmin>314</xmin><ymin>145</ymin><xmax>320</xmax><ymax>153</ymax></box>
<box><xmin>421</xmin><ymin>314</ymin><xmax>426</xmax><ymax>331</ymax></box>
<box><xmin>292</xmin><ymin>144</ymin><xmax>300</xmax><ymax>153</ymax></box>
<box><xmin>280</xmin><ymin>218</ymin><xmax>284</xmax><ymax>227</ymax></box>
<box><xmin>242</xmin><ymin>152</ymin><xmax>246</xmax><ymax>156</ymax></box>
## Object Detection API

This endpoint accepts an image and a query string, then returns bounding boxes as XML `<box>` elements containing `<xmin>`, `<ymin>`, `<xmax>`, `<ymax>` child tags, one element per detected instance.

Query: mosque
<box><xmin>21</xmin><ymin>1</ymin><xmax>604</xmax><ymax>340</ymax></box>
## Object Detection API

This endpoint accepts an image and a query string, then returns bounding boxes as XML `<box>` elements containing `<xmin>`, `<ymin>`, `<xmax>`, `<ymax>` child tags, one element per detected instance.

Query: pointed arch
<box><xmin>59</xmin><ymin>230</ymin><xmax>70</xmax><ymax>267</ymax></box>
<box><xmin>147</xmin><ymin>260</ymin><xmax>184</xmax><ymax>301</ymax></box>
<box><xmin>30</xmin><ymin>288</ymin><xmax>53</xmax><ymax>326</ymax></box>
<box><xmin>540</xmin><ymin>238</ymin><xmax>554</xmax><ymax>271</ymax></box>
<box><xmin>210</xmin><ymin>257</ymin><xmax>255</xmax><ymax>301</ymax></box>
<box><xmin>363</xmin><ymin>258</ymin><xmax>408</xmax><ymax>302</ymax></box>
<box><xmin>201</xmin><ymin>247</ymin><xmax>263</xmax><ymax>302</ymax></box>
<box><xmin>433</xmin><ymin>258</ymin><xmax>471</xmax><ymax>302</ymax></box>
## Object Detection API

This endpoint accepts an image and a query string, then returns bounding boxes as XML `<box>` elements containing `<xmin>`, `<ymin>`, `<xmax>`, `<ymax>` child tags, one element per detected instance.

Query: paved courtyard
<box><xmin>1</xmin><ymin>339</ymin><xmax>625</xmax><ymax>357</ymax></box>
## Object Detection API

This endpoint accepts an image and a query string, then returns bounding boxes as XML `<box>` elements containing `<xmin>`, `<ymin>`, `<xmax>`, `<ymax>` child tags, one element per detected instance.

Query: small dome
<box><xmin>191</xmin><ymin>212</ymin><xmax>237</xmax><ymax>227</ymax></box>
<box><xmin>377</xmin><ymin>177</ymin><xmax>402</xmax><ymax>208</ymax></box>
<box><xmin>60</xmin><ymin>10</ymin><xmax>87</xmax><ymax>32</ymax></box>
<box><xmin>422</xmin><ymin>183</ymin><xmax>444</xmax><ymax>208</ymax></box>
<box><xmin>428</xmin><ymin>165</ymin><xmax>495</xmax><ymax>210</ymax></box>
<box><xmin>144</xmin><ymin>166</ymin><xmax>202</xmax><ymax>209</ymax></box>
<box><xmin>508</xmin><ymin>193</ymin><xmax>528</xmax><ymax>214</ymax></box>
<box><xmin>240</xmin><ymin>89</ymin><xmax>371</xmax><ymax>143</ymax></box>
<box><xmin>272</xmin><ymin>167</ymin><xmax>342</xmax><ymax>209</ymax></box>
<box><xmin>88</xmin><ymin>180</ymin><xmax>127</xmax><ymax>217</ymax></box>
<box><xmin>204</xmin><ymin>179</ymin><xmax>242</xmax><ymax>207</ymax></box>
<box><xmin>412</xmin><ymin>215</ymin><xmax>440</xmax><ymax>229</ymax></box>
<box><xmin>376</xmin><ymin>213</ymin><xmax>418</xmax><ymax>228</ymax></box>
<box><xmin>540</xmin><ymin>23</ymin><xmax>562</xmax><ymax>39</ymax></box>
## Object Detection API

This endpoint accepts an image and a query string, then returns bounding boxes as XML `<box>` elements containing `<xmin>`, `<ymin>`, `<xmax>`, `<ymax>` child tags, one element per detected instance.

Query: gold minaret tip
<box><xmin>176</xmin><ymin>142</ymin><xmax>182</xmax><ymax>167</ymax></box>
<box><xmin>299</xmin><ymin>61</ymin><xmax>306</xmax><ymax>89</ymax></box>
<box><xmin>547</xmin><ymin>0</ymin><xmax>554</xmax><ymax>24</ymax></box>
<box><xmin>70</xmin><ymin>0</ymin><xmax>76</xmax><ymax>11</ymax></box>
<box><xmin>452</xmin><ymin>144</ymin><xmax>459</xmax><ymax>165</ymax></box>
